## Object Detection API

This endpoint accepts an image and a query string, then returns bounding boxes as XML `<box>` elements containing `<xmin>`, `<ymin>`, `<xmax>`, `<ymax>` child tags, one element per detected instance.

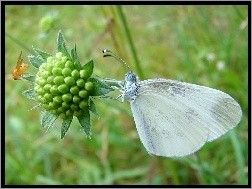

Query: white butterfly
<box><xmin>103</xmin><ymin>50</ymin><xmax>242</xmax><ymax>157</ymax></box>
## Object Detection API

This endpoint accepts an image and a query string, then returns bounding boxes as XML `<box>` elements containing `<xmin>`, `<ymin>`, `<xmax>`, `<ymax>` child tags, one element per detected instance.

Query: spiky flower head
<box><xmin>22</xmin><ymin>31</ymin><xmax>113</xmax><ymax>138</ymax></box>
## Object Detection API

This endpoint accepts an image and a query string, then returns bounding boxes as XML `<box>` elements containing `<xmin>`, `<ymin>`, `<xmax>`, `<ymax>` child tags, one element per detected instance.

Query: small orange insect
<box><xmin>12</xmin><ymin>51</ymin><xmax>29</xmax><ymax>80</ymax></box>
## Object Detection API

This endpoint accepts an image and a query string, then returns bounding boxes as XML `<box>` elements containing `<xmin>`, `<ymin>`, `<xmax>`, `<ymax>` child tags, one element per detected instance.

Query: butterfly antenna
<box><xmin>102</xmin><ymin>49</ymin><xmax>131</xmax><ymax>71</ymax></box>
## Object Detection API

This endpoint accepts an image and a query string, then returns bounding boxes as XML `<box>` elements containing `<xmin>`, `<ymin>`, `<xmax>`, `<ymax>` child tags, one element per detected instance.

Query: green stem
<box><xmin>5</xmin><ymin>32</ymin><xmax>34</xmax><ymax>53</ymax></box>
<box><xmin>230</xmin><ymin>130</ymin><xmax>246</xmax><ymax>184</ymax></box>
<box><xmin>116</xmin><ymin>6</ymin><xmax>144</xmax><ymax>79</ymax></box>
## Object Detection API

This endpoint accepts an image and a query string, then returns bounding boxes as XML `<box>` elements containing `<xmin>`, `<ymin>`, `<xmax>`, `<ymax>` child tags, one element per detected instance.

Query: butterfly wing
<box><xmin>130</xmin><ymin>78</ymin><xmax>242</xmax><ymax>157</ymax></box>
<box><xmin>16</xmin><ymin>51</ymin><xmax>23</xmax><ymax>69</ymax></box>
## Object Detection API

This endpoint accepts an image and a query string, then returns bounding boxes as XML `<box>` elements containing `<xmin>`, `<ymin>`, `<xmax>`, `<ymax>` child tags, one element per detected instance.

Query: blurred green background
<box><xmin>5</xmin><ymin>5</ymin><xmax>248</xmax><ymax>185</ymax></box>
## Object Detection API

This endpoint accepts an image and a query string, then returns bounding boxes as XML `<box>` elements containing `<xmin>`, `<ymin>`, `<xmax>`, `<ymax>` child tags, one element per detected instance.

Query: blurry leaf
<box><xmin>22</xmin><ymin>74</ymin><xmax>36</xmax><ymax>82</ymax></box>
<box><xmin>57</xmin><ymin>30</ymin><xmax>70</xmax><ymax>59</ymax></box>
<box><xmin>41</xmin><ymin>111</ymin><xmax>58</xmax><ymax>129</ymax></box>
<box><xmin>89</xmin><ymin>99</ymin><xmax>99</xmax><ymax>118</ymax></box>
<box><xmin>28</xmin><ymin>55</ymin><xmax>45</xmax><ymax>68</ymax></box>
<box><xmin>82</xmin><ymin>59</ymin><xmax>94</xmax><ymax>79</ymax></box>
<box><xmin>32</xmin><ymin>46</ymin><xmax>53</xmax><ymax>60</ymax></box>
<box><xmin>22</xmin><ymin>88</ymin><xmax>37</xmax><ymax>100</ymax></box>
<box><xmin>77</xmin><ymin>109</ymin><xmax>91</xmax><ymax>137</ymax></box>
<box><xmin>61</xmin><ymin>116</ymin><xmax>73</xmax><ymax>139</ymax></box>
<box><xmin>36</xmin><ymin>175</ymin><xmax>61</xmax><ymax>185</ymax></box>
<box><xmin>88</xmin><ymin>78</ymin><xmax>114</xmax><ymax>96</ymax></box>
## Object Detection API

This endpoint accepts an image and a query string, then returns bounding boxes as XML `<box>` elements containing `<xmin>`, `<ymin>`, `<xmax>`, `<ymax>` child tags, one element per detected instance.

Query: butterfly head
<box><xmin>125</xmin><ymin>71</ymin><xmax>137</xmax><ymax>83</ymax></box>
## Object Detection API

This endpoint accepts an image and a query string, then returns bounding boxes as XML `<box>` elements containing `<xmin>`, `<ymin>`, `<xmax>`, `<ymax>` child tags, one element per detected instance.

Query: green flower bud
<box><xmin>41</xmin><ymin>71</ymin><xmax>49</xmax><ymax>78</ymax></box>
<box><xmin>70</xmin><ymin>104</ymin><xmax>79</xmax><ymax>111</ymax></box>
<box><xmin>52</xmin><ymin>68</ymin><xmax>62</xmax><ymax>76</ymax></box>
<box><xmin>73</xmin><ymin>110</ymin><xmax>81</xmax><ymax>117</ymax></box>
<box><xmin>44</xmin><ymin>93</ymin><xmax>53</xmax><ymax>102</ymax></box>
<box><xmin>53</xmin><ymin>76</ymin><xmax>64</xmax><ymax>85</ymax></box>
<box><xmin>51</xmin><ymin>109</ymin><xmax>57</xmax><ymax>115</ymax></box>
<box><xmin>70</xmin><ymin>86</ymin><xmax>79</xmax><ymax>95</ymax></box>
<box><xmin>53</xmin><ymin>96</ymin><xmax>63</xmax><ymax>105</ymax></box>
<box><xmin>50</xmin><ymin>85</ymin><xmax>60</xmax><ymax>95</ymax></box>
<box><xmin>79</xmin><ymin>90</ymin><xmax>88</xmax><ymax>98</ymax></box>
<box><xmin>39</xmin><ymin>79</ymin><xmax>47</xmax><ymax>86</ymax></box>
<box><xmin>40</xmin><ymin>63</ymin><xmax>47</xmax><ymax>70</ymax></box>
<box><xmin>58</xmin><ymin>84</ymin><xmax>70</xmax><ymax>93</ymax></box>
<box><xmin>55</xmin><ymin>61</ymin><xmax>64</xmax><ymax>68</ymax></box>
<box><xmin>62</xmin><ymin>56</ymin><xmax>68</xmax><ymax>63</ymax></box>
<box><xmin>64</xmin><ymin>76</ymin><xmax>75</xmax><ymax>86</ymax></box>
<box><xmin>71</xmin><ymin>69</ymin><xmax>80</xmax><ymax>80</ymax></box>
<box><xmin>47</xmin><ymin>64</ymin><xmax>54</xmax><ymax>73</ymax></box>
<box><xmin>85</xmin><ymin>81</ymin><xmax>94</xmax><ymax>91</ymax></box>
<box><xmin>76</xmin><ymin>79</ymin><xmax>85</xmax><ymax>88</ymax></box>
<box><xmin>47</xmin><ymin>56</ymin><xmax>54</xmax><ymax>63</ymax></box>
<box><xmin>62</xmin><ymin>101</ymin><xmax>70</xmax><ymax>109</ymax></box>
<box><xmin>56</xmin><ymin>52</ymin><xmax>63</xmax><ymax>60</ymax></box>
<box><xmin>62</xmin><ymin>93</ymin><xmax>72</xmax><ymax>103</ymax></box>
<box><xmin>79</xmin><ymin>100</ymin><xmax>88</xmax><ymax>109</ymax></box>
<box><xmin>43</xmin><ymin>84</ymin><xmax>52</xmax><ymax>92</ymax></box>
<box><xmin>62</xmin><ymin>68</ymin><xmax>72</xmax><ymax>77</ymax></box>
<box><xmin>65</xmin><ymin>61</ymin><xmax>75</xmax><ymax>70</ymax></box>
<box><xmin>37</xmin><ymin>88</ymin><xmax>45</xmax><ymax>95</ymax></box>
<box><xmin>80</xmin><ymin>70</ymin><xmax>88</xmax><ymax>79</ymax></box>
<box><xmin>33</xmin><ymin>52</ymin><xmax>96</xmax><ymax>118</ymax></box>
<box><xmin>47</xmin><ymin>76</ymin><xmax>54</xmax><ymax>84</ymax></box>
<box><xmin>57</xmin><ymin>107</ymin><xmax>64</xmax><ymax>114</ymax></box>
<box><xmin>60</xmin><ymin>112</ymin><xmax>66</xmax><ymax>119</ymax></box>
<box><xmin>73</xmin><ymin>95</ymin><xmax>81</xmax><ymax>104</ymax></box>
<box><xmin>66</xmin><ymin>109</ymin><xmax>73</xmax><ymax>117</ymax></box>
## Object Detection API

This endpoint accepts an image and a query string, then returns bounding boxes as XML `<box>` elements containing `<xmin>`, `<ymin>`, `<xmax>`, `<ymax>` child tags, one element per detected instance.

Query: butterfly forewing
<box><xmin>16</xmin><ymin>51</ymin><xmax>23</xmax><ymax>68</ymax></box>
<box><xmin>136</xmin><ymin>78</ymin><xmax>242</xmax><ymax>142</ymax></box>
